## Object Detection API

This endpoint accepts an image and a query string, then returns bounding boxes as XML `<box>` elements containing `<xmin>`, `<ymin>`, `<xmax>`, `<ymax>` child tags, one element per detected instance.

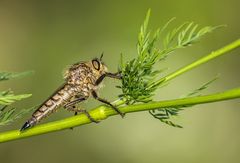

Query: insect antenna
<box><xmin>100</xmin><ymin>52</ymin><xmax>104</xmax><ymax>61</ymax></box>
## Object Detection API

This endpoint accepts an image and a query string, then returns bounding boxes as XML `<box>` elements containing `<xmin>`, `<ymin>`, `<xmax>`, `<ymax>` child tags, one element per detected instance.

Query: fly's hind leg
<box><xmin>65</xmin><ymin>105</ymin><xmax>99</xmax><ymax>124</ymax></box>
<box><xmin>78</xmin><ymin>109</ymin><xmax>99</xmax><ymax>123</ymax></box>
<box><xmin>63</xmin><ymin>97</ymin><xmax>99</xmax><ymax>124</ymax></box>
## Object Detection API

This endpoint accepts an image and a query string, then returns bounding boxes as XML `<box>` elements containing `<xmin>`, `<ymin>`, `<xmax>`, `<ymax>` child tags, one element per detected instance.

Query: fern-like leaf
<box><xmin>0</xmin><ymin>92</ymin><xmax>32</xmax><ymax>105</ymax></box>
<box><xmin>0</xmin><ymin>105</ymin><xmax>35</xmax><ymax>126</ymax></box>
<box><xmin>0</xmin><ymin>71</ymin><xmax>33</xmax><ymax>127</ymax></box>
<box><xmin>0</xmin><ymin>71</ymin><xmax>33</xmax><ymax>82</ymax></box>
<box><xmin>119</xmin><ymin>9</ymin><xmax>221</xmax><ymax>104</ymax></box>
<box><xmin>149</xmin><ymin>76</ymin><xmax>218</xmax><ymax>128</ymax></box>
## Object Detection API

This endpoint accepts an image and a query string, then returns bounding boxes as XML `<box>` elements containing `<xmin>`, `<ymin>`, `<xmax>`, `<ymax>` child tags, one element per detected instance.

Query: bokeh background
<box><xmin>0</xmin><ymin>0</ymin><xmax>239</xmax><ymax>163</ymax></box>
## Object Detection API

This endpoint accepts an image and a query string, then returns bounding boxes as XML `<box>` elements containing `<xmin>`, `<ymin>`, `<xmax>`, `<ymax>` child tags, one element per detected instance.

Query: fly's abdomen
<box><xmin>20</xmin><ymin>84</ymin><xmax>75</xmax><ymax>131</ymax></box>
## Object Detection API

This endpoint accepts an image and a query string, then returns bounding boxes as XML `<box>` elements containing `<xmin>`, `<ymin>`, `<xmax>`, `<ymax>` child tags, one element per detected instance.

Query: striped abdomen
<box><xmin>20</xmin><ymin>84</ymin><xmax>76</xmax><ymax>131</ymax></box>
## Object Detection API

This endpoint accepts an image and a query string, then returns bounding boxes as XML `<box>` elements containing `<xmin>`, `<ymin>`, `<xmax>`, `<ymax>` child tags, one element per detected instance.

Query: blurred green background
<box><xmin>0</xmin><ymin>0</ymin><xmax>239</xmax><ymax>163</ymax></box>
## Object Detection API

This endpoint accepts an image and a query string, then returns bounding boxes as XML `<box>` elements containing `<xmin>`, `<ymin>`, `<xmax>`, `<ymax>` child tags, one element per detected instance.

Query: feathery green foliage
<box><xmin>0</xmin><ymin>71</ymin><xmax>33</xmax><ymax>82</ymax></box>
<box><xmin>0</xmin><ymin>71</ymin><xmax>33</xmax><ymax>126</ymax></box>
<box><xmin>149</xmin><ymin>77</ymin><xmax>218</xmax><ymax>128</ymax></box>
<box><xmin>119</xmin><ymin>9</ymin><xmax>219</xmax><ymax>104</ymax></box>
<box><xmin>0</xmin><ymin>91</ymin><xmax>32</xmax><ymax>105</ymax></box>
<box><xmin>0</xmin><ymin>106</ymin><xmax>35</xmax><ymax>126</ymax></box>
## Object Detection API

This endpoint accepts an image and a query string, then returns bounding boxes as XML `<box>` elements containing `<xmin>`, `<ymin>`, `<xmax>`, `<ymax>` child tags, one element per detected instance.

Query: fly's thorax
<box><xmin>70</xmin><ymin>76</ymin><xmax>98</xmax><ymax>97</ymax></box>
<box><xmin>64</xmin><ymin>59</ymin><xmax>108</xmax><ymax>88</ymax></box>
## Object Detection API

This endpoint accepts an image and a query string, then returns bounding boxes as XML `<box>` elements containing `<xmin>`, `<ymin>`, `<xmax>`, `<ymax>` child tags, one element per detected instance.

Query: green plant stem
<box><xmin>153</xmin><ymin>39</ymin><xmax>240</xmax><ymax>85</ymax></box>
<box><xmin>0</xmin><ymin>39</ymin><xmax>239</xmax><ymax>143</ymax></box>
<box><xmin>0</xmin><ymin>87</ymin><xmax>239</xmax><ymax>143</ymax></box>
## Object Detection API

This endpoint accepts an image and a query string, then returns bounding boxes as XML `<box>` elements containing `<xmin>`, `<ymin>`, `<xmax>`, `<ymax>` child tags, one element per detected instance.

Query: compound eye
<box><xmin>92</xmin><ymin>59</ymin><xmax>100</xmax><ymax>70</ymax></box>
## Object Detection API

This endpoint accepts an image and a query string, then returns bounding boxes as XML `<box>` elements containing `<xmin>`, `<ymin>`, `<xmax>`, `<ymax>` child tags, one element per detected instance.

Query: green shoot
<box><xmin>0</xmin><ymin>91</ymin><xmax>32</xmax><ymax>105</ymax></box>
<box><xmin>0</xmin><ymin>71</ymin><xmax>33</xmax><ymax>127</ymax></box>
<box><xmin>119</xmin><ymin>9</ymin><xmax>220</xmax><ymax>104</ymax></box>
<box><xmin>0</xmin><ymin>106</ymin><xmax>36</xmax><ymax>126</ymax></box>
<box><xmin>149</xmin><ymin>76</ymin><xmax>218</xmax><ymax>128</ymax></box>
<box><xmin>0</xmin><ymin>71</ymin><xmax>33</xmax><ymax>82</ymax></box>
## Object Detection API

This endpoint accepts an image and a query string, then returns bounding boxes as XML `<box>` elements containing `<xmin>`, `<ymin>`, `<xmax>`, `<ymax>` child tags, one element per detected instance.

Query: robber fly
<box><xmin>20</xmin><ymin>55</ymin><xmax>124</xmax><ymax>131</ymax></box>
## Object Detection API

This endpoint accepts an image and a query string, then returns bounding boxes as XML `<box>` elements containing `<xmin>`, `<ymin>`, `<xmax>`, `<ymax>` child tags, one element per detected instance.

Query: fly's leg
<box><xmin>79</xmin><ymin>109</ymin><xmax>99</xmax><ymax>123</ymax></box>
<box><xmin>94</xmin><ymin>72</ymin><xmax>124</xmax><ymax>117</ymax></box>
<box><xmin>64</xmin><ymin>97</ymin><xmax>86</xmax><ymax>108</ymax></box>
<box><xmin>106</xmin><ymin>72</ymin><xmax>122</xmax><ymax>79</ymax></box>
<box><xmin>63</xmin><ymin>97</ymin><xmax>99</xmax><ymax>123</ymax></box>
<box><xmin>64</xmin><ymin>97</ymin><xmax>85</xmax><ymax>116</ymax></box>
<box><xmin>65</xmin><ymin>105</ymin><xmax>99</xmax><ymax>123</ymax></box>
<box><xmin>91</xmin><ymin>90</ymin><xmax>125</xmax><ymax>118</ymax></box>
<box><xmin>96</xmin><ymin>72</ymin><xmax>122</xmax><ymax>85</ymax></box>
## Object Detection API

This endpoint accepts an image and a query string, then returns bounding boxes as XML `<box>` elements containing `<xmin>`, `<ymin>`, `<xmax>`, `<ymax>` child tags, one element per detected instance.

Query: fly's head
<box><xmin>89</xmin><ymin>57</ymin><xmax>108</xmax><ymax>77</ymax></box>
<box><xmin>64</xmin><ymin>57</ymin><xmax>108</xmax><ymax>85</ymax></box>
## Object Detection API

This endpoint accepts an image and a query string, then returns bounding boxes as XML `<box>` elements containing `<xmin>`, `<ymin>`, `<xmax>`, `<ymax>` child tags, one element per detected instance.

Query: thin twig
<box><xmin>0</xmin><ymin>87</ymin><xmax>239</xmax><ymax>143</ymax></box>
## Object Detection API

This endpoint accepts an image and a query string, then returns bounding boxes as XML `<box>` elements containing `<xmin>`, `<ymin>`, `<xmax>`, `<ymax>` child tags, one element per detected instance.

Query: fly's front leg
<box><xmin>91</xmin><ymin>90</ymin><xmax>125</xmax><ymax>118</ymax></box>
<box><xmin>63</xmin><ymin>97</ymin><xmax>99</xmax><ymax>123</ymax></box>
<box><xmin>105</xmin><ymin>72</ymin><xmax>122</xmax><ymax>79</ymax></box>
<box><xmin>96</xmin><ymin>72</ymin><xmax>122</xmax><ymax>85</ymax></box>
